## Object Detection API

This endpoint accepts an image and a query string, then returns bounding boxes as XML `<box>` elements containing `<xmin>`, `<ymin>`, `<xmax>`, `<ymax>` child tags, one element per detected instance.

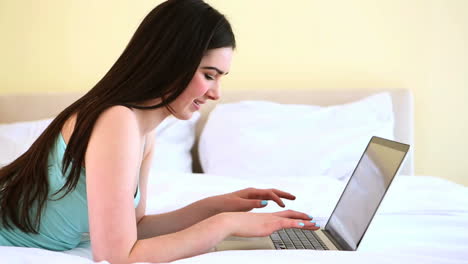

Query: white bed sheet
<box><xmin>1</xmin><ymin>172</ymin><xmax>467</xmax><ymax>264</ymax></box>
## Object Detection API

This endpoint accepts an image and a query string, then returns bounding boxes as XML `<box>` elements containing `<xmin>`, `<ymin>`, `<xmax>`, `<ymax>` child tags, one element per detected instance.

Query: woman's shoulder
<box><xmin>100</xmin><ymin>105</ymin><xmax>137</xmax><ymax>121</ymax></box>
<box><xmin>95</xmin><ymin>105</ymin><xmax>140</xmax><ymax>132</ymax></box>
<box><xmin>85</xmin><ymin>105</ymin><xmax>143</xmax><ymax>165</ymax></box>
<box><xmin>88</xmin><ymin>105</ymin><xmax>143</xmax><ymax>149</ymax></box>
<box><xmin>62</xmin><ymin>105</ymin><xmax>139</xmax><ymax>145</ymax></box>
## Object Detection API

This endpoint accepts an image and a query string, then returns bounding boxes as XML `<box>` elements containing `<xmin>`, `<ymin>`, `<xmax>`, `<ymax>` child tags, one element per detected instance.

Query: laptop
<box><xmin>214</xmin><ymin>136</ymin><xmax>410</xmax><ymax>251</ymax></box>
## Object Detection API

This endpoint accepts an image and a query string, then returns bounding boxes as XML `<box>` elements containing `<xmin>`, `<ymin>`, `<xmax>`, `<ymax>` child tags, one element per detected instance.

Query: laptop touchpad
<box><xmin>215</xmin><ymin>236</ymin><xmax>275</xmax><ymax>251</ymax></box>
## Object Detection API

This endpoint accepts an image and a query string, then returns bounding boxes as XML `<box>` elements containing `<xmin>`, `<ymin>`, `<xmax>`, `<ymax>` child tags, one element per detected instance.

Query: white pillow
<box><xmin>0</xmin><ymin>118</ymin><xmax>53</xmax><ymax>167</ymax></box>
<box><xmin>198</xmin><ymin>92</ymin><xmax>394</xmax><ymax>181</ymax></box>
<box><xmin>151</xmin><ymin>111</ymin><xmax>200</xmax><ymax>173</ymax></box>
<box><xmin>0</xmin><ymin>112</ymin><xmax>200</xmax><ymax>173</ymax></box>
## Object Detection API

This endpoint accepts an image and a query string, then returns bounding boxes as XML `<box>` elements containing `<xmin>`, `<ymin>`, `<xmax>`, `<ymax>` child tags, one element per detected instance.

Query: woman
<box><xmin>0</xmin><ymin>0</ymin><xmax>318</xmax><ymax>263</ymax></box>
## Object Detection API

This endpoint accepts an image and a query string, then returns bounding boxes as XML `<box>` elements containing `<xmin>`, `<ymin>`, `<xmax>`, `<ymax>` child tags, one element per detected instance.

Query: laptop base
<box><xmin>214</xmin><ymin>229</ymin><xmax>339</xmax><ymax>251</ymax></box>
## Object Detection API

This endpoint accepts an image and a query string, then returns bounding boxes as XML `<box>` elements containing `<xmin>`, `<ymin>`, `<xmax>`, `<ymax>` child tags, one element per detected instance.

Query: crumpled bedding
<box><xmin>2</xmin><ymin>172</ymin><xmax>467</xmax><ymax>264</ymax></box>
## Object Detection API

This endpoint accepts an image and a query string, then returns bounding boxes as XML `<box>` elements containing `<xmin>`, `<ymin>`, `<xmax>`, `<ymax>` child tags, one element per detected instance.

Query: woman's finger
<box><xmin>270</xmin><ymin>188</ymin><xmax>296</xmax><ymax>200</ymax></box>
<box><xmin>246</xmin><ymin>188</ymin><xmax>296</xmax><ymax>201</ymax></box>
<box><xmin>280</xmin><ymin>218</ymin><xmax>320</xmax><ymax>231</ymax></box>
<box><xmin>272</xmin><ymin>209</ymin><xmax>313</xmax><ymax>220</ymax></box>
<box><xmin>298</xmin><ymin>220</ymin><xmax>320</xmax><ymax>230</ymax></box>
<box><xmin>270</xmin><ymin>192</ymin><xmax>285</xmax><ymax>207</ymax></box>
<box><xmin>247</xmin><ymin>189</ymin><xmax>286</xmax><ymax>207</ymax></box>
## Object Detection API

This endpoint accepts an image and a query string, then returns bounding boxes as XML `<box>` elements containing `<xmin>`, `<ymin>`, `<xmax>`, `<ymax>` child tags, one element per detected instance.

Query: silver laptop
<box><xmin>214</xmin><ymin>136</ymin><xmax>410</xmax><ymax>251</ymax></box>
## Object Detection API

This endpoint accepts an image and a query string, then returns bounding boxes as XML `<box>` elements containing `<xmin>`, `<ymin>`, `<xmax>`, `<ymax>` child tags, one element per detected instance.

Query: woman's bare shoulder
<box><xmin>84</xmin><ymin>105</ymin><xmax>144</xmax><ymax>181</ymax></box>
<box><xmin>62</xmin><ymin>105</ymin><xmax>139</xmax><ymax>144</ymax></box>
<box><xmin>99</xmin><ymin>105</ymin><xmax>137</xmax><ymax>123</ymax></box>
<box><xmin>91</xmin><ymin>105</ymin><xmax>143</xmax><ymax>149</ymax></box>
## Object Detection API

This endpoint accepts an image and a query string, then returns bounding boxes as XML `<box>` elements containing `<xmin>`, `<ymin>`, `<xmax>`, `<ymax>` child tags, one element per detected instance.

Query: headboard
<box><xmin>0</xmin><ymin>89</ymin><xmax>414</xmax><ymax>175</ymax></box>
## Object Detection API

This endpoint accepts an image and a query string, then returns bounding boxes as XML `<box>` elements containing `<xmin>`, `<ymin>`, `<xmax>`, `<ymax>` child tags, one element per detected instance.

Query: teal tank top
<box><xmin>0</xmin><ymin>133</ymin><xmax>141</xmax><ymax>251</ymax></box>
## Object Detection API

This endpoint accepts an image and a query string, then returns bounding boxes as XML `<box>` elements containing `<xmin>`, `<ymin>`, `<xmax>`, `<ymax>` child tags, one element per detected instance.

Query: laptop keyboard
<box><xmin>270</xmin><ymin>228</ymin><xmax>329</xmax><ymax>250</ymax></box>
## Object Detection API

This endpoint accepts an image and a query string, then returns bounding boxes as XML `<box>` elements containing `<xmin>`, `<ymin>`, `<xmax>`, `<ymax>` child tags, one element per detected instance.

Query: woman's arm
<box><xmin>130</xmin><ymin>212</ymin><xmax>229</xmax><ymax>263</ymax></box>
<box><xmin>136</xmin><ymin>144</ymin><xmax>299</xmax><ymax>239</ymax></box>
<box><xmin>137</xmin><ymin>196</ymin><xmax>219</xmax><ymax>239</ymax></box>
<box><xmin>137</xmin><ymin>188</ymin><xmax>300</xmax><ymax>239</ymax></box>
<box><xmin>129</xmin><ymin>211</ymin><xmax>317</xmax><ymax>264</ymax></box>
<box><xmin>85</xmin><ymin>106</ymin><xmax>317</xmax><ymax>264</ymax></box>
<box><xmin>84</xmin><ymin>107</ymin><xmax>224</xmax><ymax>263</ymax></box>
<box><xmin>136</xmin><ymin>130</ymin><xmax>301</xmax><ymax>238</ymax></box>
<box><xmin>135</xmin><ymin>128</ymin><xmax>221</xmax><ymax>239</ymax></box>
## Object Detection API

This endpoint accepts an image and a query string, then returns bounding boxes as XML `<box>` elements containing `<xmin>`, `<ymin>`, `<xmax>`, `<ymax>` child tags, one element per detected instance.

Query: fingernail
<box><xmin>316</xmin><ymin>224</ymin><xmax>320</xmax><ymax>228</ymax></box>
<box><xmin>298</xmin><ymin>222</ymin><xmax>305</xmax><ymax>227</ymax></box>
<box><xmin>261</xmin><ymin>200</ymin><xmax>268</xmax><ymax>206</ymax></box>
<box><xmin>310</xmin><ymin>220</ymin><xmax>316</xmax><ymax>224</ymax></box>
<box><xmin>308</xmin><ymin>214</ymin><xmax>314</xmax><ymax>219</ymax></box>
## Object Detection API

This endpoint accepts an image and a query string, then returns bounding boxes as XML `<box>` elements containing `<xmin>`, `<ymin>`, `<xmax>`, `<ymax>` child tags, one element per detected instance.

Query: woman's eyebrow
<box><xmin>201</xmin><ymin>66</ymin><xmax>228</xmax><ymax>75</ymax></box>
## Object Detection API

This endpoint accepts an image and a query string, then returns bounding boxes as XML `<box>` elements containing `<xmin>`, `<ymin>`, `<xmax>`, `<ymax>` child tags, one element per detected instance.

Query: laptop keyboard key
<box><xmin>271</xmin><ymin>229</ymin><xmax>329</xmax><ymax>251</ymax></box>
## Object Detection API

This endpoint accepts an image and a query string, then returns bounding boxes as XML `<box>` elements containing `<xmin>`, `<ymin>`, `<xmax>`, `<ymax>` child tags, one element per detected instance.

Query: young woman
<box><xmin>0</xmin><ymin>0</ymin><xmax>319</xmax><ymax>263</ymax></box>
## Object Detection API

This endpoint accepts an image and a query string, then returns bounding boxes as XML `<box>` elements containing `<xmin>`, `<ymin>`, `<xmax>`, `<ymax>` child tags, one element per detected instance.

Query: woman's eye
<box><xmin>204</xmin><ymin>74</ymin><xmax>215</xmax><ymax>80</ymax></box>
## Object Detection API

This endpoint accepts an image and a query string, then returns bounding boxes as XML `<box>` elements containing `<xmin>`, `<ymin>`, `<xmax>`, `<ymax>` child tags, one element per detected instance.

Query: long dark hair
<box><xmin>0</xmin><ymin>0</ymin><xmax>235</xmax><ymax>234</ymax></box>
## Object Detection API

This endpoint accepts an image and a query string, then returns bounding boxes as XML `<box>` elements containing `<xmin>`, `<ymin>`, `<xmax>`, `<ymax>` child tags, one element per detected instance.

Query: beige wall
<box><xmin>0</xmin><ymin>0</ymin><xmax>467</xmax><ymax>186</ymax></box>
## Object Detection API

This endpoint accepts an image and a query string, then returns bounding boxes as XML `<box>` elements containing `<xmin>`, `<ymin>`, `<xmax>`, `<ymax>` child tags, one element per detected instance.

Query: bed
<box><xmin>0</xmin><ymin>89</ymin><xmax>467</xmax><ymax>264</ymax></box>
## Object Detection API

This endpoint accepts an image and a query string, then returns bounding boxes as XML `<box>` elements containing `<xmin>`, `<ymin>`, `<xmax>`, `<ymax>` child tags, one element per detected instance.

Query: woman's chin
<box><xmin>172</xmin><ymin>111</ymin><xmax>193</xmax><ymax>121</ymax></box>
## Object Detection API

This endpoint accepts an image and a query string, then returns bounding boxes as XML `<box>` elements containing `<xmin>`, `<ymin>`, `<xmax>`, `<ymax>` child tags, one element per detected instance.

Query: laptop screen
<box><xmin>324</xmin><ymin>136</ymin><xmax>409</xmax><ymax>250</ymax></box>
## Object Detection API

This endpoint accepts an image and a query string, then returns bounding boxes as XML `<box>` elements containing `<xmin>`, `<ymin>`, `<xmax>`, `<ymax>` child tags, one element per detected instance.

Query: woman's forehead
<box><xmin>200</xmin><ymin>47</ymin><xmax>233</xmax><ymax>73</ymax></box>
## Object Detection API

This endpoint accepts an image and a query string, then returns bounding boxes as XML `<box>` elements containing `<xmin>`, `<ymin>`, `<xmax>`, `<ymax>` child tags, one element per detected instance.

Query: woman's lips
<box><xmin>192</xmin><ymin>100</ymin><xmax>202</xmax><ymax>110</ymax></box>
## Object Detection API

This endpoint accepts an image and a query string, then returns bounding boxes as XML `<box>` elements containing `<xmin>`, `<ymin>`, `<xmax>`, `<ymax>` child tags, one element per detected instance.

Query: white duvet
<box><xmin>1</xmin><ymin>172</ymin><xmax>467</xmax><ymax>264</ymax></box>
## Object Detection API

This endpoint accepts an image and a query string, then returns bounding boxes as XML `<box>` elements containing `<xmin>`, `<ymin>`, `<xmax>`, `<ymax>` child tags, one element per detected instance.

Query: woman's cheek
<box><xmin>192</xmin><ymin>74</ymin><xmax>210</xmax><ymax>96</ymax></box>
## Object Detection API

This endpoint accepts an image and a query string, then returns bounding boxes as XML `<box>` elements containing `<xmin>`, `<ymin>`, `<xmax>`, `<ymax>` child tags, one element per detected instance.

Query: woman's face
<box><xmin>170</xmin><ymin>47</ymin><xmax>233</xmax><ymax>120</ymax></box>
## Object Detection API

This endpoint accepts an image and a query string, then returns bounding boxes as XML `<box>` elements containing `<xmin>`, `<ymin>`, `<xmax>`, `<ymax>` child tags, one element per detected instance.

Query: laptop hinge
<box><xmin>322</xmin><ymin>229</ymin><xmax>346</xmax><ymax>251</ymax></box>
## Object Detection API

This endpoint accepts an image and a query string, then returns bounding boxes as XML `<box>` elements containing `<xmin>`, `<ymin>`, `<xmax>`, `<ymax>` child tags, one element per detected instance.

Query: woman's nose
<box><xmin>206</xmin><ymin>84</ymin><xmax>221</xmax><ymax>101</ymax></box>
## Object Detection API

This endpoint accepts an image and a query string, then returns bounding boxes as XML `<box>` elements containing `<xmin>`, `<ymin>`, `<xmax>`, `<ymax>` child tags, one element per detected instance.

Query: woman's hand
<box><xmin>220</xmin><ymin>209</ymin><xmax>319</xmax><ymax>237</ymax></box>
<box><xmin>208</xmin><ymin>188</ymin><xmax>297</xmax><ymax>213</ymax></box>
